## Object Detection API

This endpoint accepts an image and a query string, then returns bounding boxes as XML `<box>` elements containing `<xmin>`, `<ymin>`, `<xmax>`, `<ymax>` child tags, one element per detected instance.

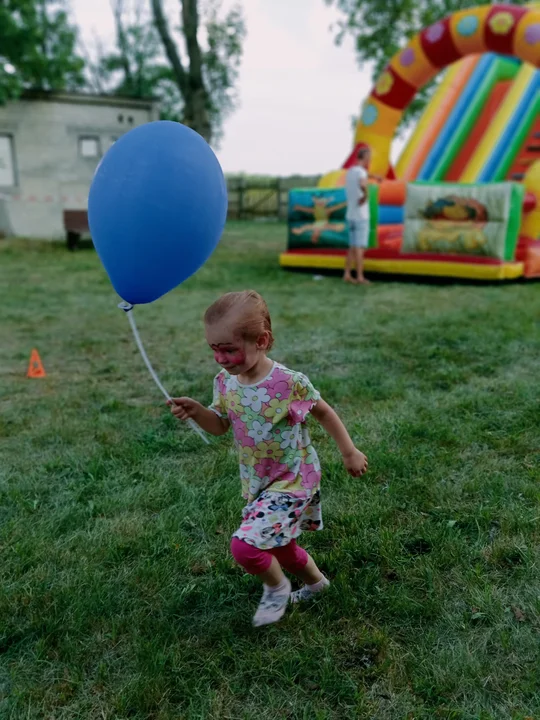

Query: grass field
<box><xmin>1</xmin><ymin>222</ymin><xmax>540</xmax><ymax>719</ymax></box>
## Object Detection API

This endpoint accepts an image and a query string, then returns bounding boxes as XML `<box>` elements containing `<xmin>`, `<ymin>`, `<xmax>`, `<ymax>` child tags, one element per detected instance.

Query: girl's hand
<box><xmin>342</xmin><ymin>448</ymin><xmax>368</xmax><ymax>478</ymax></box>
<box><xmin>168</xmin><ymin>397</ymin><xmax>202</xmax><ymax>421</ymax></box>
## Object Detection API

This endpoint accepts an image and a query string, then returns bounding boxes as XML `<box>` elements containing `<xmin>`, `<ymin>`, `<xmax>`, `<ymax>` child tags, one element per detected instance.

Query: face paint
<box><xmin>227</xmin><ymin>349</ymin><xmax>246</xmax><ymax>366</ymax></box>
<box><xmin>211</xmin><ymin>345</ymin><xmax>246</xmax><ymax>369</ymax></box>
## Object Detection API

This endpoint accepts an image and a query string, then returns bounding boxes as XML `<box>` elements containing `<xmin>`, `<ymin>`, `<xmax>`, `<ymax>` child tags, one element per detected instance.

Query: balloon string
<box><xmin>119</xmin><ymin>302</ymin><xmax>210</xmax><ymax>445</ymax></box>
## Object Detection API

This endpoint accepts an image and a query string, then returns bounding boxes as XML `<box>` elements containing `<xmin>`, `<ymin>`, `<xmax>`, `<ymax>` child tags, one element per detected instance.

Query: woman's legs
<box><xmin>353</xmin><ymin>247</ymin><xmax>364</xmax><ymax>282</ymax></box>
<box><xmin>344</xmin><ymin>248</ymin><xmax>355</xmax><ymax>282</ymax></box>
<box><xmin>355</xmin><ymin>221</ymin><xmax>371</xmax><ymax>284</ymax></box>
<box><xmin>345</xmin><ymin>247</ymin><xmax>370</xmax><ymax>284</ymax></box>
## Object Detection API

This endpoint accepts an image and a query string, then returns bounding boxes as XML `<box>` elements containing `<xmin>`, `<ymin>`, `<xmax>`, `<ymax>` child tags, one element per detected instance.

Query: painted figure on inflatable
<box><xmin>280</xmin><ymin>3</ymin><xmax>540</xmax><ymax>280</ymax></box>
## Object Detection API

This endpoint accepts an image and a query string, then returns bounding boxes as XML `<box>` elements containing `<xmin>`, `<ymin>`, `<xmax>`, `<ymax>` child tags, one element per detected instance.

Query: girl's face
<box><xmin>205</xmin><ymin>322</ymin><xmax>262</xmax><ymax>375</ymax></box>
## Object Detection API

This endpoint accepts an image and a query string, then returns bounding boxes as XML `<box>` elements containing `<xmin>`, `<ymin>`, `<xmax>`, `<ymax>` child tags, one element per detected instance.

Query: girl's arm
<box><xmin>311</xmin><ymin>399</ymin><xmax>368</xmax><ymax>477</ymax></box>
<box><xmin>169</xmin><ymin>397</ymin><xmax>230</xmax><ymax>436</ymax></box>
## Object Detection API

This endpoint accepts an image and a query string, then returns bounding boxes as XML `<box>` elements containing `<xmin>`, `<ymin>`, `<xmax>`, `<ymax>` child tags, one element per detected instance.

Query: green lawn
<box><xmin>1</xmin><ymin>222</ymin><xmax>540</xmax><ymax>719</ymax></box>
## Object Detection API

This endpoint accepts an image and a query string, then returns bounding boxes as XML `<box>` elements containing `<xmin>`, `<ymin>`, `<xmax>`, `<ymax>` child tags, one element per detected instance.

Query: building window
<box><xmin>79</xmin><ymin>136</ymin><xmax>100</xmax><ymax>159</ymax></box>
<box><xmin>0</xmin><ymin>135</ymin><xmax>16</xmax><ymax>187</ymax></box>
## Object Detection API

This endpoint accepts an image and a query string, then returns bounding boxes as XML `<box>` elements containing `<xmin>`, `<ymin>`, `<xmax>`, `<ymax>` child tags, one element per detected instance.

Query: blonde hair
<box><xmin>204</xmin><ymin>290</ymin><xmax>274</xmax><ymax>350</ymax></box>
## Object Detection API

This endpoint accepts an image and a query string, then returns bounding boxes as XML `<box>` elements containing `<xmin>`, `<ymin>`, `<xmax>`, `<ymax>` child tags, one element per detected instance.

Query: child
<box><xmin>169</xmin><ymin>290</ymin><xmax>368</xmax><ymax>627</ymax></box>
<box><xmin>344</xmin><ymin>145</ymin><xmax>382</xmax><ymax>285</ymax></box>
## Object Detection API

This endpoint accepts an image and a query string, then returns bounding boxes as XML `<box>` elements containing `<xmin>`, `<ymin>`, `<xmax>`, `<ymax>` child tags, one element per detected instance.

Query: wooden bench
<box><xmin>64</xmin><ymin>210</ymin><xmax>91</xmax><ymax>250</ymax></box>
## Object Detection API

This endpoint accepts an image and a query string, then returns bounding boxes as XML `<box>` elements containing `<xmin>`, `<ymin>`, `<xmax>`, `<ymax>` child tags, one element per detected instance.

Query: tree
<box><xmin>0</xmin><ymin>0</ymin><xmax>85</xmax><ymax>103</ymax></box>
<box><xmin>325</xmin><ymin>0</ymin><xmax>527</xmax><ymax>126</ymax></box>
<box><xmin>94</xmin><ymin>0</ymin><xmax>183</xmax><ymax>121</ymax></box>
<box><xmin>151</xmin><ymin>0</ymin><xmax>246</xmax><ymax>144</ymax></box>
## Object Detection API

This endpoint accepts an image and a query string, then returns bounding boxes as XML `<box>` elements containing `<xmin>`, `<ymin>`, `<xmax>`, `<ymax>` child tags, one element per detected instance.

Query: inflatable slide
<box><xmin>281</xmin><ymin>3</ymin><xmax>540</xmax><ymax>280</ymax></box>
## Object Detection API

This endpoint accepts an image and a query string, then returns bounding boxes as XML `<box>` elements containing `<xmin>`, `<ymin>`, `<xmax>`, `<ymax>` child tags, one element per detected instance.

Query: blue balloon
<box><xmin>88</xmin><ymin>121</ymin><xmax>228</xmax><ymax>305</ymax></box>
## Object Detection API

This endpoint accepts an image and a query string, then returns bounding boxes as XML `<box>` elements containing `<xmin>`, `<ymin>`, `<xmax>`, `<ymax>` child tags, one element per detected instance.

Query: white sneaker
<box><xmin>290</xmin><ymin>577</ymin><xmax>330</xmax><ymax>604</ymax></box>
<box><xmin>252</xmin><ymin>578</ymin><xmax>292</xmax><ymax>627</ymax></box>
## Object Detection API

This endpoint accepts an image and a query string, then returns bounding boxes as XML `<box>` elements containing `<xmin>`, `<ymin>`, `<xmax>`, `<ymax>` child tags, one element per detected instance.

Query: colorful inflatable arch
<box><xmin>356</xmin><ymin>3</ymin><xmax>540</xmax><ymax>178</ymax></box>
<box><xmin>281</xmin><ymin>4</ymin><xmax>540</xmax><ymax>281</ymax></box>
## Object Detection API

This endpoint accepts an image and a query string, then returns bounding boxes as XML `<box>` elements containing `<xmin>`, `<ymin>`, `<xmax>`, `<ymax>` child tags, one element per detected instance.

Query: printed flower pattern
<box><xmin>230</xmin><ymin>414</ymin><xmax>254</xmax><ymax>446</ymax></box>
<box><xmin>227</xmin><ymin>391</ymin><xmax>243</xmax><ymax>416</ymax></box>
<box><xmin>240</xmin><ymin>405</ymin><xmax>264</xmax><ymax>428</ymax></box>
<box><xmin>254</xmin><ymin>459</ymin><xmax>294</xmax><ymax>483</ymax></box>
<box><xmin>300</xmin><ymin>464</ymin><xmax>321</xmax><ymax>491</ymax></box>
<box><xmin>267</xmin><ymin>379</ymin><xmax>290</xmax><ymax>400</ymax></box>
<box><xmin>266</xmin><ymin>367</ymin><xmax>292</xmax><ymax>399</ymax></box>
<box><xmin>239</xmin><ymin>445</ymin><xmax>256</xmax><ymax>466</ymax></box>
<box><xmin>305</xmin><ymin>446</ymin><xmax>321</xmax><ymax>472</ymax></box>
<box><xmin>264</xmin><ymin>397</ymin><xmax>289</xmax><ymax>420</ymax></box>
<box><xmin>240</xmin><ymin>463</ymin><xmax>257</xmax><ymax>485</ymax></box>
<box><xmin>280</xmin><ymin>425</ymin><xmax>301</xmax><ymax>450</ymax></box>
<box><xmin>209</xmin><ymin>363</ymin><xmax>322</xmax><ymax>500</ymax></box>
<box><xmin>247</xmin><ymin>420</ymin><xmax>273</xmax><ymax>443</ymax></box>
<box><xmin>290</xmin><ymin>399</ymin><xmax>316</xmax><ymax>423</ymax></box>
<box><xmin>255</xmin><ymin>441</ymin><xmax>284</xmax><ymax>462</ymax></box>
<box><xmin>233</xmin><ymin>490</ymin><xmax>323</xmax><ymax>550</ymax></box>
<box><xmin>241</xmin><ymin>386</ymin><xmax>271</xmax><ymax>412</ymax></box>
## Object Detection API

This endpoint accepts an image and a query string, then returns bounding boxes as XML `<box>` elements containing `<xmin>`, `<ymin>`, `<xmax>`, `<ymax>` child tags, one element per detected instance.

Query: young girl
<box><xmin>169</xmin><ymin>290</ymin><xmax>368</xmax><ymax>627</ymax></box>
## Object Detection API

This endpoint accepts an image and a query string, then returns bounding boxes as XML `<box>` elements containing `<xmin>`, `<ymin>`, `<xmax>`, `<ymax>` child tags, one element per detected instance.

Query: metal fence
<box><xmin>226</xmin><ymin>176</ymin><xmax>320</xmax><ymax>220</ymax></box>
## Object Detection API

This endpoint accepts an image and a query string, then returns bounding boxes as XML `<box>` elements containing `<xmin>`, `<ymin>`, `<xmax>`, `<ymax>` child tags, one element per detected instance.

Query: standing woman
<box><xmin>344</xmin><ymin>146</ymin><xmax>381</xmax><ymax>285</ymax></box>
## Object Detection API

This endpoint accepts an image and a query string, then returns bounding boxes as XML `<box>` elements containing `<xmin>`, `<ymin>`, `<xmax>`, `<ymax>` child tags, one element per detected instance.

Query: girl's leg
<box><xmin>259</xmin><ymin>555</ymin><xmax>287</xmax><ymax>587</ymax></box>
<box><xmin>269</xmin><ymin>540</ymin><xmax>320</xmax><ymax>582</ymax></box>
<box><xmin>296</xmin><ymin>554</ymin><xmax>325</xmax><ymax>585</ymax></box>
<box><xmin>230</xmin><ymin>536</ymin><xmax>283</xmax><ymax>583</ymax></box>
<box><xmin>270</xmin><ymin>541</ymin><xmax>330</xmax><ymax>604</ymax></box>
<box><xmin>230</xmin><ymin>538</ymin><xmax>291</xmax><ymax>626</ymax></box>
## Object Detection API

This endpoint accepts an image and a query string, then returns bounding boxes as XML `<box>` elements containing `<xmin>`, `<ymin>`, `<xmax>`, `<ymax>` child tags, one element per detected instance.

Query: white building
<box><xmin>0</xmin><ymin>90</ymin><xmax>159</xmax><ymax>240</ymax></box>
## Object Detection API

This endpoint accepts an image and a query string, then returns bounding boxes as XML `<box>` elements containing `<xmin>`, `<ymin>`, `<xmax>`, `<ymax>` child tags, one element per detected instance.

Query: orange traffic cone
<box><xmin>27</xmin><ymin>349</ymin><xmax>46</xmax><ymax>378</ymax></box>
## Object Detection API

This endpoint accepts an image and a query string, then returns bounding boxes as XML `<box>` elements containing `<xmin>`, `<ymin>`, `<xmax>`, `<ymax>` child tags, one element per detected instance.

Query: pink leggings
<box><xmin>231</xmin><ymin>537</ymin><xmax>309</xmax><ymax>576</ymax></box>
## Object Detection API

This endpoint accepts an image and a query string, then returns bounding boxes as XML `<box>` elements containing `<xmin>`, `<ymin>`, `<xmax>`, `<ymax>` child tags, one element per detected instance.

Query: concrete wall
<box><xmin>0</xmin><ymin>94</ymin><xmax>159</xmax><ymax>239</ymax></box>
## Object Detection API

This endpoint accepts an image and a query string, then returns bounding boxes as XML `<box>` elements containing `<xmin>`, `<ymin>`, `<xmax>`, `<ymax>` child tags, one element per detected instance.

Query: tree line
<box><xmin>1</xmin><ymin>1</ymin><xmax>522</xmax><ymax>144</ymax></box>
<box><xmin>0</xmin><ymin>0</ymin><xmax>245</xmax><ymax>145</ymax></box>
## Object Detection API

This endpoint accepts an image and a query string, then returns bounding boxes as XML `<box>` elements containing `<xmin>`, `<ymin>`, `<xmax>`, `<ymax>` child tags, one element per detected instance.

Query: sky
<box><xmin>71</xmin><ymin>0</ymin><xmax>405</xmax><ymax>176</ymax></box>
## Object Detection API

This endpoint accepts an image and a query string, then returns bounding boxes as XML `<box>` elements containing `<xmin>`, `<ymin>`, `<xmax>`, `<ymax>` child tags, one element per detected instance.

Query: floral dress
<box><xmin>209</xmin><ymin>362</ymin><xmax>323</xmax><ymax>550</ymax></box>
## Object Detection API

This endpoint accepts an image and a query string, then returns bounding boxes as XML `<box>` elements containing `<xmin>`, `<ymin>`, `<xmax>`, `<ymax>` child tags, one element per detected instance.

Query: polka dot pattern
<box><xmin>457</xmin><ymin>15</ymin><xmax>479</xmax><ymax>37</ymax></box>
<box><xmin>425</xmin><ymin>22</ymin><xmax>445</xmax><ymax>43</ymax></box>
<box><xmin>400</xmin><ymin>48</ymin><xmax>415</xmax><ymax>67</ymax></box>
<box><xmin>375</xmin><ymin>72</ymin><xmax>394</xmax><ymax>96</ymax></box>
<box><xmin>525</xmin><ymin>23</ymin><xmax>540</xmax><ymax>45</ymax></box>
<box><xmin>488</xmin><ymin>12</ymin><xmax>515</xmax><ymax>35</ymax></box>
<box><xmin>361</xmin><ymin>104</ymin><xmax>378</xmax><ymax>127</ymax></box>
<box><xmin>356</xmin><ymin>4</ymin><xmax>540</xmax><ymax>179</ymax></box>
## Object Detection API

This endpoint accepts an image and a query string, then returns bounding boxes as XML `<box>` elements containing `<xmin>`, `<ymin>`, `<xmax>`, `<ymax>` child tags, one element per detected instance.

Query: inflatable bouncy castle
<box><xmin>280</xmin><ymin>3</ymin><xmax>540</xmax><ymax>280</ymax></box>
